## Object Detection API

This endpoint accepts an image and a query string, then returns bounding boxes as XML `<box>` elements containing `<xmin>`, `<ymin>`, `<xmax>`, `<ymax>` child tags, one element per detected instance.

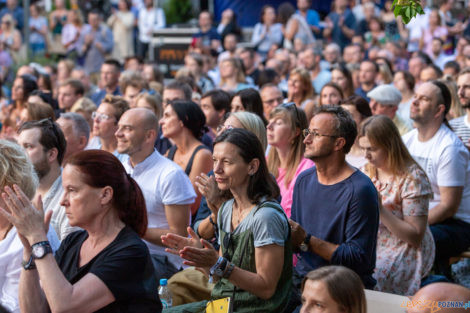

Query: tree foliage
<box><xmin>392</xmin><ymin>0</ymin><xmax>425</xmax><ymax>24</ymax></box>
<box><xmin>163</xmin><ymin>0</ymin><xmax>193</xmax><ymax>25</ymax></box>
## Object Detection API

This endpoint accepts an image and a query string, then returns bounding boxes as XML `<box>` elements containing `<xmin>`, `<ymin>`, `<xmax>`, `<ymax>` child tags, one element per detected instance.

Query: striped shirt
<box><xmin>450</xmin><ymin>115</ymin><xmax>470</xmax><ymax>148</ymax></box>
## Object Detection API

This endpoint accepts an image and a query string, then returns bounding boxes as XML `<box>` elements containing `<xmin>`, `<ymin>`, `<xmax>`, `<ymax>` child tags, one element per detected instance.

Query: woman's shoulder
<box><xmin>400</xmin><ymin>163</ymin><xmax>432</xmax><ymax>197</ymax></box>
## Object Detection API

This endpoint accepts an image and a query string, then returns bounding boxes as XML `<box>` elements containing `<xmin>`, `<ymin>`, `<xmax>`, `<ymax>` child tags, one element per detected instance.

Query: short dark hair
<box><xmin>340</xmin><ymin>95</ymin><xmax>372</xmax><ymax>119</ymax></box>
<box><xmin>214</xmin><ymin>128</ymin><xmax>280</xmax><ymax>203</ymax></box>
<box><xmin>202</xmin><ymin>89</ymin><xmax>231</xmax><ymax>113</ymax></box>
<box><xmin>361</xmin><ymin>59</ymin><xmax>379</xmax><ymax>73</ymax></box>
<box><xmin>444</xmin><ymin>60</ymin><xmax>460</xmax><ymax>74</ymax></box>
<box><xmin>258</xmin><ymin>68</ymin><xmax>280</xmax><ymax>87</ymax></box>
<box><xmin>164</xmin><ymin>80</ymin><xmax>192</xmax><ymax>101</ymax></box>
<box><xmin>314</xmin><ymin>105</ymin><xmax>357</xmax><ymax>154</ymax></box>
<box><xmin>424</xmin><ymin>64</ymin><xmax>443</xmax><ymax>78</ymax></box>
<box><xmin>431</xmin><ymin>80</ymin><xmax>451</xmax><ymax>120</ymax></box>
<box><xmin>103</xmin><ymin>59</ymin><xmax>121</xmax><ymax>71</ymax></box>
<box><xmin>61</xmin><ymin>79</ymin><xmax>85</xmax><ymax>96</ymax></box>
<box><xmin>18</xmin><ymin>119</ymin><xmax>67</xmax><ymax>165</ymax></box>
<box><xmin>170</xmin><ymin>100</ymin><xmax>207</xmax><ymax>139</ymax></box>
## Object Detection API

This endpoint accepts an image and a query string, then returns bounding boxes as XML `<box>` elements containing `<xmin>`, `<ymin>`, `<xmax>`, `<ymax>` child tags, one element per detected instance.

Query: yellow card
<box><xmin>205</xmin><ymin>297</ymin><xmax>232</xmax><ymax>313</ymax></box>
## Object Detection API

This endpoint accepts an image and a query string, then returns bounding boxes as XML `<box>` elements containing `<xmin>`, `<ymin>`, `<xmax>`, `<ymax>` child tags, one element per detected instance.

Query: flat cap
<box><xmin>367</xmin><ymin>84</ymin><xmax>402</xmax><ymax>106</ymax></box>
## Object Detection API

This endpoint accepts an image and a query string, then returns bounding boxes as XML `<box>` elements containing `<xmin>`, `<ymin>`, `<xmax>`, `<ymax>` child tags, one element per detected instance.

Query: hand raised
<box><xmin>0</xmin><ymin>185</ymin><xmax>49</xmax><ymax>245</ymax></box>
<box><xmin>161</xmin><ymin>227</ymin><xmax>203</xmax><ymax>255</ymax></box>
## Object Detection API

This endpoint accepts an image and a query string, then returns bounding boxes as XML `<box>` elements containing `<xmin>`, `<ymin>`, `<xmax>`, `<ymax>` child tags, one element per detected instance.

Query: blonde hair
<box><xmin>289</xmin><ymin>67</ymin><xmax>314</xmax><ymax>104</ymax></box>
<box><xmin>71</xmin><ymin>97</ymin><xmax>97</xmax><ymax>115</ymax></box>
<box><xmin>0</xmin><ymin>139</ymin><xmax>38</xmax><ymax>200</ymax></box>
<box><xmin>230</xmin><ymin>111</ymin><xmax>267</xmax><ymax>151</ymax></box>
<box><xmin>135</xmin><ymin>92</ymin><xmax>163</xmax><ymax>118</ymax></box>
<box><xmin>220</xmin><ymin>58</ymin><xmax>246</xmax><ymax>85</ymax></box>
<box><xmin>267</xmin><ymin>105</ymin><xmax>308</xmax><ymax>187</ymax></box>
<box><xmin>439</xmin><ymin>77</ymin><xmax>464</xmax><ymax>119</ymax></box>
<box><xmin>359</xmin><ymin>115</ymin><xmax>420</xmax><ymax>176</ymax></box>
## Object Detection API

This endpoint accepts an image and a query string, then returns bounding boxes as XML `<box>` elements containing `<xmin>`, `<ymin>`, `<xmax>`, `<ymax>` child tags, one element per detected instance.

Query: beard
<box><xmin>460</xmin><ymin>98</ymin><xmax>470</xmax><ymax>109</ymax></box>
<box><xmin>34</xmin><ymin>157</ymin><xmax>51</xmax><ymax>180</ymax></box>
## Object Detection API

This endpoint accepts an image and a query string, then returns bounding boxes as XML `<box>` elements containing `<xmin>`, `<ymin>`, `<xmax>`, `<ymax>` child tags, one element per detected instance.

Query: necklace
<box><xmin>233</xmin><ymin>202</ymin><xmax>249</xmax><ymax>226</ymax></box>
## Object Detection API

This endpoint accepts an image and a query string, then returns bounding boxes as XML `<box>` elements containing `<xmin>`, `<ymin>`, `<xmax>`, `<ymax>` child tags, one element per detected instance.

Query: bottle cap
<box><xmin>160</xmin><ymin>278</ymin><xmax>168</xmax><ymax>286</ymax></box>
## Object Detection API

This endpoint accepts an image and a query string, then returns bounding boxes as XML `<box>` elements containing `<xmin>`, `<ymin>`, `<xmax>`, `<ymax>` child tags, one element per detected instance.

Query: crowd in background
<box><xmin>1</xmin><ymin>0</ymin><xmax>470</xmax><ymax>312</ymax></box>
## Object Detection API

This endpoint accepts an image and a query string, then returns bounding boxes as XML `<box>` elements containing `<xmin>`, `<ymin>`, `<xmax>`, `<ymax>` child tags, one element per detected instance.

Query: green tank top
<box><xmin>211</xmin><ymin>201</ymin><xmax>293</xmax><ymax>313</ymax></box>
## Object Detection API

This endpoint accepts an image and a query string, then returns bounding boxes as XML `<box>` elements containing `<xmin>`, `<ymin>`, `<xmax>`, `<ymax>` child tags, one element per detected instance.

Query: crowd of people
<box><xmin>1</xmin><ymin>0</ymin><xmax>470</xmax><ymax>312</ymax></box>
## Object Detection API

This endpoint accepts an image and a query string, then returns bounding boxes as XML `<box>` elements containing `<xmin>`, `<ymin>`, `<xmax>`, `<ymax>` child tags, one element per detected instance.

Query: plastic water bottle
<box><xmin>158</xmin><ymin>278</ymin><xmax>172</xmax><ymax>308</ymax></box>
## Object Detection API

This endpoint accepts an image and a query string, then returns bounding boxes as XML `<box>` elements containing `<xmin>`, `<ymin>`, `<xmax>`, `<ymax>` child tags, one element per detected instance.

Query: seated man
<box><xmin>290</xmin><ymin>105</ymin><xmax>379</xmax><ymax>289</ymax></box>
<box><xmin>115</xmin><ymin>108</ymin><xmax>196</xmax><ymax>281</ymax></box>
<box><xmin>403</xmin><ymin>81</ymin><xmax>470</xmax><ymax>278</ymax></box>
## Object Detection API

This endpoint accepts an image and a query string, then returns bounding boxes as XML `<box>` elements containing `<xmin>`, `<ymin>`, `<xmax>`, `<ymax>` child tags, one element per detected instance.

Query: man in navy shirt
<box><xmin>290</xmin><ymin>105</ymin><xmax>379</xmax><ymax>289</ymax></box>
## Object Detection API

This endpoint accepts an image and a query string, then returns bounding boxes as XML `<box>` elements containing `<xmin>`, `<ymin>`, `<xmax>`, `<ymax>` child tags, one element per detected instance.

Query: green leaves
<box><xmin>392</xmin><ymin>0</ymin><xmax>425</xmax><ymax>24</ymax></box>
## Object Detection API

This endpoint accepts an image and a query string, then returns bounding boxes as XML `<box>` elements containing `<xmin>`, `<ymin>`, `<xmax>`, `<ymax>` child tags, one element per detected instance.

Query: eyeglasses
<box><xmin>92</xmin><ymin>112</ymin><xmax>113</xmax><ymax>121</ymax></box>
<box><xmin>216</xmin><ymin>124</ymin><xmax>234</xmax><ymax>133</ymax></box>
<box><xmin>281</xmin><ymin>102</ymin><xmax>302</xmax><ymax>124</ymax></box>
<box><xmin>302</xmin><ymin>128</ymin><xmax>338</xmax><ymax>139</ymax></box>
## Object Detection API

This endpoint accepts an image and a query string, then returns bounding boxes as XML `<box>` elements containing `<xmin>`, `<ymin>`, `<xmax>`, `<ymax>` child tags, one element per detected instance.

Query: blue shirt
<box><xmin>90</xmin><ymin>86</ymin><xmax>121</xmax><ymax>106</ymax></box>
<box><xmin>297</xmin><ymin>9</ymin><xmax>320</xmax><ymax>28</ymax></box>
<box><xmin>327</xmin><ymin>9</ymin><xmax>356</xmax><ymax>50</ymax></box>
<box><xmin>291</xmin><ymin>167</ymin><xmax>379</xmax><ymax>288</ymax></box>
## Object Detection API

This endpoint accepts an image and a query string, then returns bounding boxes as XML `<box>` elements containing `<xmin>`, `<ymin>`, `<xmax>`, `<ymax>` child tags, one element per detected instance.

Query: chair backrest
<box><xmin>365</xmin><ymin>289</ymin><xmax>409</xmax><ymax>313</ymax></box>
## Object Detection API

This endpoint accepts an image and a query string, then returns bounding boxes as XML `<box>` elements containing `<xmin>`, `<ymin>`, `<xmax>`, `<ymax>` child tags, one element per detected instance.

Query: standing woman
<box><xmin>267</xmin><ymin>103</ymin><xmax>313</xmax><ymax>217</ymax></box>
<box><xmin>0</xmin><ymin>150</ymin><xmax>162</xmax><ymax>312</ymax></box>
<box><xmin>162</xmin><ymin>128</ymin><xmax>292</xmax><ymax>312</ymax></box>
<box><xmin>107</xmin><ymin>0</ymin><xmax>135</xmax><ymax>63</ymax></box>
<box><xmin>0</xmin><ymin>14</ymin><xmax>22</xmax><ymax>62</ymax></box>
<box><xmin>358</xmin><ymin>115</ymin><xmax>435</xmax><ymax>295</ymax></box>
<box><xmin>251</xmin><ymin>5</ymin><xmax>283</xmax><ymax>60</ymax></box>
<box><xmin>287</xmin><ymin>67</ymin><xmax>315</xmax><ymax>120</ymax></box>
<box><xmin>160</xmin><ymin>100</ymin><xmax>213</xmax><ymax>217</ymax></box>
<box><xmin>28</xmin><ymin>3</ymin><xmax>48</xmax><ymax>56</ymax></box>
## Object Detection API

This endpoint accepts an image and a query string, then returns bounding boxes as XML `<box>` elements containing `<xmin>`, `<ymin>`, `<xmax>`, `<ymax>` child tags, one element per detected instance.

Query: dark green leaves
<box><xmin>392</xmin><ymin>0</ymin><xmax>425</xmax><ymax>24</ymax></box>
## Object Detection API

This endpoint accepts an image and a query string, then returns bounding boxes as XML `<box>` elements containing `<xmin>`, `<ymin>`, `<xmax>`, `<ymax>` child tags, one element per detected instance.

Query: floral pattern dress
<box><xmin>369</xmin><ymin>163</ymin><xmax>435</xmax><ymax>296</ymax></box>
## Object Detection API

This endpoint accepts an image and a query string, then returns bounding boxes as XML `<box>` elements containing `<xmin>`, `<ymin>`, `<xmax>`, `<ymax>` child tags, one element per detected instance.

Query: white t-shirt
<box><xmin>0</xmin><ymin>228</ymin><xmax>60</xmax><ymax>313</ymax></box>
<box><xmin>403</xmin><ymin>125</ymin><xmax>470</xmax><ymax>223</ymax></box>
<box><xmin>123</xmin><ymin>150</ymin><xmax>196</xmax><ymax>268</ymax></box>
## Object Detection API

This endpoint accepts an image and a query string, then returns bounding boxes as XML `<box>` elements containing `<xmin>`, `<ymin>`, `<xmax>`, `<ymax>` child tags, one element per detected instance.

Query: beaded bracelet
<box><xmin>223</xmin><ymin>262</ymin><xmax>235</xmax><ymax>279</ymax></box>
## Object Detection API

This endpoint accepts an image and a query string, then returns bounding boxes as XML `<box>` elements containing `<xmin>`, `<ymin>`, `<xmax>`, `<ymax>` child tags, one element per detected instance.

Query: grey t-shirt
<box><xmin>218</xmin><ymin>199</ymin><xmax>289</xmax><ymax>247</ymax></box>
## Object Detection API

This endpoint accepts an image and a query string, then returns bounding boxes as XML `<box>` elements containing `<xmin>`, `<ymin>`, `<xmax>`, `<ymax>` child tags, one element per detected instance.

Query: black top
<box><xmin>55</xmin><ymin>226</ymin><xmax>162</xmax><ymax>313</ymax></box>
<box><xmin>167</xmin><ymin>144</ymin><xmax>208</xmax><ymax>176</ymax></box>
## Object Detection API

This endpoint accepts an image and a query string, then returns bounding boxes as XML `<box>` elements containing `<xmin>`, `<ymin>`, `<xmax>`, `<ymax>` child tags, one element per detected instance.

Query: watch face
<box><xmin>33</xmin><ymin>245</ymin><xmax>45</xmax><ymax>258</ymax></box>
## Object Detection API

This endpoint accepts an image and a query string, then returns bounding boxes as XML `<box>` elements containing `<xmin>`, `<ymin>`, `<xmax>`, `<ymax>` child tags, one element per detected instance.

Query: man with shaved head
<box><xmin>115</xmin><ymin>108</ymin><xmax>196</xmax><ymax>282</ymax></box>
<box><xmin>408</xmin><ymin>283</ymin><xmax>470</xmax><ymax>313</ymax></box>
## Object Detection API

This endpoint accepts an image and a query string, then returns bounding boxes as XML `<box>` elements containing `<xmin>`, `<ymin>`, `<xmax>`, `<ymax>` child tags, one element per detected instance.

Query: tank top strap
<box><xmin>184</xmin><ymin>145</ymin><xmax>208</xmax><ymax>175</ymax></box>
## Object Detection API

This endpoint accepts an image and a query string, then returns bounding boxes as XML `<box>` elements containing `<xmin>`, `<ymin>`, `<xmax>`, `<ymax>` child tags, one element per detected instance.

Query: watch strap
<box><xmin>22</xmin><ymin>255</ymin><xmax>36</xmax><ymax>270</ymax></box>
<box><xmin>31</xmin><ymin>241</ymin><xmax>53</xmax><ymax>259</ymax></box>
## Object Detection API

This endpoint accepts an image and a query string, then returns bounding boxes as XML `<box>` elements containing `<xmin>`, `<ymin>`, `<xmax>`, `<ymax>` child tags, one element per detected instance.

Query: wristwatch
<box><xmin>31</xmin><ymin>241</ymin><xmax>53</xmax><ymax>260</ymax></box>
<box><xmin>214</xmin><ymin>258</ymin><xmax>228</xmax><ymax>277</ymax></box>
<box><xmin>300</xmin><ymin>234</ymin><xmax>312</xmax><ymax>252</ymax></box>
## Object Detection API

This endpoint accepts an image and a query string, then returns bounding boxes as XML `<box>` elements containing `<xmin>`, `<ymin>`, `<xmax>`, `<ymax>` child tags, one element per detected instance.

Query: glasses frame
<box><xmin>302</xmin><ymin>128</ymin><xmax>338</xmax><ymax>139</ymax></box>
